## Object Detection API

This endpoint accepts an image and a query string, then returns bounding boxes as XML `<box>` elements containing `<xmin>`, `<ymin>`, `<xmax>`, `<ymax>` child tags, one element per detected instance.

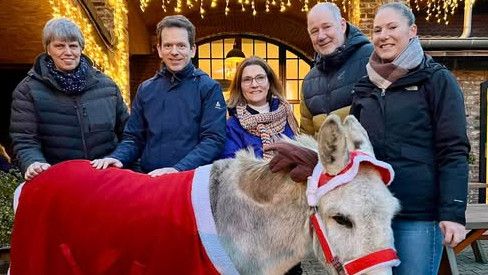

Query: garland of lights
<box><xmin>139</xmin><ymin>0</ymin><xmax>472</xmax><ymax>24</ymax></box>
<box><xmin>139</xmin><ymin>0</ymin><xmax>350</xmax><ymax>17</ymax></box>
<box><xmin>49</xmin><ymin>0</ymin><xmax>130</xmax><ymax>104</ymax></box>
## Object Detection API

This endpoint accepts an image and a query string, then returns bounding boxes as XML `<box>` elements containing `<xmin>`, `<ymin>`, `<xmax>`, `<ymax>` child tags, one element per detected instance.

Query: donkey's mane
<box><xmin>232</xmin><ymin>135</ymin><xmax>318</xmax><ymax>181</ymax></box>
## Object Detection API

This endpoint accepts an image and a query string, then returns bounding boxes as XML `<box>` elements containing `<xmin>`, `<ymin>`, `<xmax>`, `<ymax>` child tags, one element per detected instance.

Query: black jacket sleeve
<box><xmin>429</xmin><ymin>69</ymin><xmax>470</xmax><ymax>225</ymax></box>
<box><xmin>10</xmin><ymin>78</ymin><xmax>47</xmax><ymax>173</ymax></box>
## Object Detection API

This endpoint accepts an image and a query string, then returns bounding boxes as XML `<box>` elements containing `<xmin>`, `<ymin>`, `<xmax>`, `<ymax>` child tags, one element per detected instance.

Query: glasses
<box><xmin>241</xmin><ymin>74</ymin><xmax>267</xmax><ymax>86</ymax></box>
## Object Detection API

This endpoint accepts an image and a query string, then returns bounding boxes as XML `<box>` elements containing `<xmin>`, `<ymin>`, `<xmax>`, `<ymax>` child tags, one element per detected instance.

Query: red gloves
<box><xmin>266</xmin><ymin>142</ymin><xmax>318</xmax><ymax>183</ymax></box>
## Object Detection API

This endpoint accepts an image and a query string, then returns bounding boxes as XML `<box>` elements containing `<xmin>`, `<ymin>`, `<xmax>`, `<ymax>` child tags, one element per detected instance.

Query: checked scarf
<box><xmin>366</xmin><ymin>37</ymin><xmax>424</xmax><ymax>89</ymax></box>
<box><xmin>236</xmin><ymin>99</ymin><xmax>298</xmax><ymax>160</ymax></box>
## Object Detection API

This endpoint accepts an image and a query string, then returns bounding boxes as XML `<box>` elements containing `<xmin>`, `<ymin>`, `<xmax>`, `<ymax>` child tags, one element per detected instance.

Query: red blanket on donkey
<box><xmin>10</xmin><ymin>160</ymin><xmax>229</xmax><ymax>275</ymax></box>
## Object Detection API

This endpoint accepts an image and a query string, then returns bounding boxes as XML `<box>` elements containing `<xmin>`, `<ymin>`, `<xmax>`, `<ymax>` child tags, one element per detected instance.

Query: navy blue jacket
<box><xmin>221</xmin><ymin>98</ymin><xmax>296</xmax><ymax>159</ymax></box>
<box><xmin>351</xmin><ymin>56</ymin><xmax>470</xmax><ymax>224</ymax></box>
<box><xmin>111</xmin><ymin>63</ymin><xmax>226</xmax><ymax>172</ymax></box>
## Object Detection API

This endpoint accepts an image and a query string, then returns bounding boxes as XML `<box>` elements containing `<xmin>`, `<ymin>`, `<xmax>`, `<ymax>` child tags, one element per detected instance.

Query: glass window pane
<box><xmin>286</xmin><ymin>59</ymin><xmax>298</xmax><ymax>79</ymax></box>
<box><xmin>299</xmin><ymin>60</ymin><xmax>310</xmax><ymax>79</ymax></box>
<box><xmin>242</xmin><ymin>38</ymin><xmax>254</xmax><ymax>57</ymax></box>
<box><xmin>198</xmin><ymin>44</ymin><xmax>210</xmax><ymax>58</ymax></box>
<box><xmin>286</xmin><ymin>51</ymin><xmax>297</xmax><ymax>58</ymax></box>
<box><xmin>224</xmin><ymin>39</ymin><xmax>234</xmax><ymax>58</ymax></box>
<box><xmin>298</xmin><ymin>80</ymin><xmax>304</xmax><ymax>94</ymax></box>
<box><xmin>211</xmin><ymin>40</ymin><xmax>224</xmax><ymax>58</ymax></box>
<box><xmin>285</xmin><ymin>80</ymin><xmax>298</xmax><ymax>100</ymax></box>
<box><xmin>268</xmin><ymin>59</ymin><xmax>279</xmax><ymax>76</ymax></box>
<box><xmin>254</xmin><ymin>41</ymin><xmax>266</xmax><ymax>58</ymax></box>
<box><xmin>199</xmin><ymin>59</ymin><xmax>211</xmax><ymax>76</ymax></box>
<box><xmin>212</xmin><ymin>59</ymin><xmax>224</xmax><ymax>80</ymax></box>
<box><xmin>267</xmin><ymin>43</ymin><xmax>279</xmax><ymax>58</ymax></box>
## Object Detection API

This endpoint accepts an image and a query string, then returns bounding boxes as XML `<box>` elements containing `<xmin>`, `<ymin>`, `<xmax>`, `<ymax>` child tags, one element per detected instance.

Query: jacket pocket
<box><xmin>84</xmin><ymin>97</ymin><xmax>116</xmax><ymax>133</ymax></box>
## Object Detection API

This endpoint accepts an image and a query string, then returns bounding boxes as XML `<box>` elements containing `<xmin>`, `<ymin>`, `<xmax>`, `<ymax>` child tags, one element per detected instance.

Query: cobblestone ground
<box><xmin>302</xmin><ymin>241</ymin><xmax>488</xmax><ymax>274</ymax></box>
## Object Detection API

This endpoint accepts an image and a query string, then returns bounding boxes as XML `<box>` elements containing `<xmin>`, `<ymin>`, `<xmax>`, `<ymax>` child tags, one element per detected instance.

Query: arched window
<box><xmin>196</xmin><ymin>35</ymin><xmax>312</xmax><ymax>119</ymax></box>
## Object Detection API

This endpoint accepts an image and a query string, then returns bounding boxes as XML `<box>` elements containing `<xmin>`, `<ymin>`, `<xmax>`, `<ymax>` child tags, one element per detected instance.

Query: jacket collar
<box><xmin>355</xmin><ymin>55</ymin><xmax>445</xmax><ymax>92</ymax></box>
<box><xmin>158</xmin><ymin>62</ymin><xmax>197</xmax><ymax>81</ymax></box>
<box><xmin>29</xmin><ymin>53</ymin><xmax>98</xmax><ymax>92</ymax></box>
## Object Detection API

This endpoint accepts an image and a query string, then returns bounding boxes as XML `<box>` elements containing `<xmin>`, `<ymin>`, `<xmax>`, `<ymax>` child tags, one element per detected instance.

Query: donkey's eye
<box><xmin>332</xmin><ymin>215</ymin><xmax>353</xmax><ymax>228</ymax></box>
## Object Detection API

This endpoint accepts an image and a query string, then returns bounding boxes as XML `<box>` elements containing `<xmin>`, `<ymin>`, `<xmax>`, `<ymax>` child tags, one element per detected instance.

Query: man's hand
<box><xmin>439</xmin><ymin>220</ymin><xmax>467</xmax><ymax>247</ymax></box>
<box><xmin>25</xmin><ymin>162</ymin><xmax>51</xmax><ymax>181</ymax></box>
<box><xmin>148</xmin><ymin>167</ymin><xmax>178</xmax><ymax>177</ymax></box>
<box><xmin>91</xmin><ymin>157</ymin><xmax>123</xmax><ymax>169</ymax></box>
<box><xmin>265</xmin><ymin>142</ymin><xmax>318</xmax><ymax>183</ymax></box>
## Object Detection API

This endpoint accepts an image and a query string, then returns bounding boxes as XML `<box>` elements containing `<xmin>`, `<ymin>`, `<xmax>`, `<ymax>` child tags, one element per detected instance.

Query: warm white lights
<box><xmin>139</xmin><ymin>0</ymin><xmax>471</xmax><ymax>23</ymax></box>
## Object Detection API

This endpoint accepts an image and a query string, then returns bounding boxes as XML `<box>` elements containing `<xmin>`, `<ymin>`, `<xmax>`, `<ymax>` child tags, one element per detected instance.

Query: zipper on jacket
<box><xmin>377</xmin><ymin>88</ymin><xmax>387</xmax><ymax>158</ymax></box>
<box><xmin>74</xmin><ymin>100</ymin><xmax>89</xmax><ymax>159</ymax></box>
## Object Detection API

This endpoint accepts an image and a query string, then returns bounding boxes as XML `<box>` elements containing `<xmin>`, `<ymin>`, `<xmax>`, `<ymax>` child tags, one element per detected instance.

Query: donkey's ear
<box><xmin>343</xmin><ymin>115</ymin><xmax>375</xmax><ymax>156</ymax></box>
<box><xmin>317</xmin><ymin>114</ymin><xmax>349</xmax><ymax>175</ymax></box>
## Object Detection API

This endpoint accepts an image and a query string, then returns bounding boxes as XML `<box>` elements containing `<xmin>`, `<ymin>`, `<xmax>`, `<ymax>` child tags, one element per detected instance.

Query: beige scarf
<box><xmin>366</xmin><ymin>37</ymin><xmax>424</xmax><ymax>89</ymax></box>
<box><xmin>236</xmin><ymin>99</ymin><xmax>298</xmax><ymax>160</ymax></box>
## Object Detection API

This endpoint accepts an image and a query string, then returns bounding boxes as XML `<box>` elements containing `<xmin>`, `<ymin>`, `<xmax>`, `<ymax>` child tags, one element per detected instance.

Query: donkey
<box><xmin>10</xmin><ymin>115</ymin><xmax>399</xmax><ymax>275</ymax></box>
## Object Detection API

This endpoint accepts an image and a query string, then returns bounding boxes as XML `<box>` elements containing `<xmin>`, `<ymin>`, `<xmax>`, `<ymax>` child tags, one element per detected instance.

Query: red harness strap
<box><xmin>307</xmin><ymin>151</ymin><xmax>400</xmax><ymax>274</ymax></box>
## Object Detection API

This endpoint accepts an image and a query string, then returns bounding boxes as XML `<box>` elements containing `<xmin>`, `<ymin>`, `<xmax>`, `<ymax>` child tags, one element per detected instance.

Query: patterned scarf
<box><xmin>45</xmin><ymin>56</ymin><xmax>89</xmax><ymax>96</ymax></box>
<box><xmin>366</xmin><ymin>37</ymin><xmax>424</xmax><ymax>89</ymax></box>
<box><xmin>236</xmin><ymin>99</ymin><xmax>298</xmax><ymax>160</ymax></box>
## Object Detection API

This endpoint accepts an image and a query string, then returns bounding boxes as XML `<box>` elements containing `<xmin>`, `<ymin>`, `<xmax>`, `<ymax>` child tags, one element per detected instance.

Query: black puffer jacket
<box><xmin>300</xmin><ymin>23</ymin><xmax>373</xmax><ymax>135</ymax></box>
<box><xmin>350</xmin><ymin>55</ymin><xmax>470</xmax><ymax>224</ymax></box>
<box><xmin>10</xmin><ymin>54</ymin><xmax>129</xmax><ymax>173</ymax></box>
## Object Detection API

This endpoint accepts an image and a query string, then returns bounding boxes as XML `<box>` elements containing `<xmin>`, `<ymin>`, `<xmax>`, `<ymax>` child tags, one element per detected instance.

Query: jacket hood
<box><xmin>29</xmin><ymin>53</ymin><xmax>98</xmax><ymax>91</ymax></box>
<box><xmin>315</xmin><ymin>23</ymin><xmax>371</xmax><ymax>72</ymax></box>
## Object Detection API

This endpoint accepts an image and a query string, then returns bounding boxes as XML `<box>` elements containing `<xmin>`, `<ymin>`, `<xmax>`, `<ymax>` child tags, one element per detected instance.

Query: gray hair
<box><xmin>156</xmin><ymin>15</ymin><xmax>196</xmax><ymax>46</ymax></box>
<box><xmin>377</xmin><ymin>2</ymin><xmax>416</xmax><ymax>26</ymax></box>
<box><xmin>308</xmin><ymin>2</ymin><xmax>342</xmax><ymax>23</ymax></box>
<box><xmin>42</xmin><ymin>18</ymin><xmax>85</xmax><ymax>50</ymax></box>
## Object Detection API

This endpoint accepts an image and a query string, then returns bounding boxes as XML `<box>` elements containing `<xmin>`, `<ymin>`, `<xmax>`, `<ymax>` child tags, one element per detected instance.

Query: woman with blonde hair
<box><xmin>221</xmin><ymin>56</ymin><xmax>298</xmax><ymax>160</ymax></box>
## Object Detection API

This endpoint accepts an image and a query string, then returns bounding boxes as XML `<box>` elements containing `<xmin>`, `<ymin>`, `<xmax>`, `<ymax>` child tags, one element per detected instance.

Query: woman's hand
<box><xmin>91</xmin><ymin>157</ymin><xmax>123</xmax><ymax>169</ymax></box>
<box><xmin>439</xmin><ymin>220</ymin><xmax>467</xmax><ymax>247</ymax></box>
<box><xmin>25</xmin><ymin>161</ymin><xmax>51</xmax><ymax>180</ymax></box>
<box><xmin>148</xmin><ymin>167</ymin><xmax>178</xmax><ymax>177</ymax></box>
<box><xmin>266</xmin><ymin>142</ymin><xmax>318</xmax><ymax>183</ymax></box>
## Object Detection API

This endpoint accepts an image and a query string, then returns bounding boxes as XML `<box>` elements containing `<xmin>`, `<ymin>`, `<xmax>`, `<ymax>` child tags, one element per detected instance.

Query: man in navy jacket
<box><xmin>92</xmin><ymin>15</ymin><xmax>226</xmax><ymax>176</ymax></box>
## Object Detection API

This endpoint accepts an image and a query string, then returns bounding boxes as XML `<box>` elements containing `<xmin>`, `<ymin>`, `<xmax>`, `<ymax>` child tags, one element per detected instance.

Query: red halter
<box><xmin>307</xmin><ymin>150</ymin><xmax>400</xmax><ymax>275</ymax></box>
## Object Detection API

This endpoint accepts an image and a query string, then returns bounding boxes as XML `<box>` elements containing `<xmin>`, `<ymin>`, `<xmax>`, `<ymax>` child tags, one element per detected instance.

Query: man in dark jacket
<box><xmin>92</xmin><ymin>15</ymin><xmax>226</xmax><ymax>176</ymax></box>
<box><xmin>300</xmin><ymin>2</ymin><xmax>373</xmax><ymax>135</ymax></box>
<box><xmin>10</xmin><ymin>18</ymin><xmax>129</xmax><ymax>180</ymax></box>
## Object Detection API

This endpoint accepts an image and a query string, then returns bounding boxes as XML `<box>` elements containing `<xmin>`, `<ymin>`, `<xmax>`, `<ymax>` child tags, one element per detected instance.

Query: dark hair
<box><xmin>377</xmin><ymin>2</ymin><xmax>416</xmax><ymax>26</ymax></box>
<box><xmin>227</xmin><ymin>56</ymin><xmax>286</xmax><ymax>108</ymax></box>
<box><xmin>42</xmin><ymin>18</ymin><xmax>85</xmax><ymax>50</ymax></box>
<box><xmin>156</xmin><ymin>15</ymin><xmax>196</xmax><ymax>46</ymax></box>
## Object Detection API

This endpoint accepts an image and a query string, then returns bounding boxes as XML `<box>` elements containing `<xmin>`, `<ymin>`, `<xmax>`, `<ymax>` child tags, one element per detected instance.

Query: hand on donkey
<box><xmin>265</xmin><ymin>142</ymin><xmax>318</xmax><ymax>183</ymax></box>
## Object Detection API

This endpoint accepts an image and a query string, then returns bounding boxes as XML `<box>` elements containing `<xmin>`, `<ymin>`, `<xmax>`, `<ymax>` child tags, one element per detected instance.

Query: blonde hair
<box><xmin>227</xmin><ymin>56</ymin><xmax>287</xmax><ymax>108</ymax></box>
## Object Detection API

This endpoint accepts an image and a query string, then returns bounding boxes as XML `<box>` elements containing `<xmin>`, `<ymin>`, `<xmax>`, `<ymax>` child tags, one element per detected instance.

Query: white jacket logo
<box><xmin>215</xmin><ymin>102</ymin><xmax>223</xmax><ymax>109</ymax></box>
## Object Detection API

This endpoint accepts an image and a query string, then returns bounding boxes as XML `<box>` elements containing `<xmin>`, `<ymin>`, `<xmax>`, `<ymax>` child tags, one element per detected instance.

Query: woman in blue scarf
<box><xmin>10</xmin><ymin>18</ymin><xmax>129</xmax><ymax>180</ymax></box>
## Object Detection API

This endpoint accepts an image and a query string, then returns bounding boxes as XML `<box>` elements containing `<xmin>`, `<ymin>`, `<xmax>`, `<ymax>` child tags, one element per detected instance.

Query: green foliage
<box><xmin>0</xmin><ymin>169</ymin><xmax>22</xmax><ymax>247</ymax></box>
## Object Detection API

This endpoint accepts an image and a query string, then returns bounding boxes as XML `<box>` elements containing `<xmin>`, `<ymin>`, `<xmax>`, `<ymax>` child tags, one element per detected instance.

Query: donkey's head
<box><xmin>312</xmin><ymin>115</ymin><xmax>400</xmax><ymax>275</ymax></box>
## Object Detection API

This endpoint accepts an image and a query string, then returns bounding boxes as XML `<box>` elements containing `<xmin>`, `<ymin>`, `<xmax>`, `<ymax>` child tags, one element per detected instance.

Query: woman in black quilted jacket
<box><xmin>10</xmin><ymin>18</ymin><xmax>129</xmax><ymax>180</ymax></box>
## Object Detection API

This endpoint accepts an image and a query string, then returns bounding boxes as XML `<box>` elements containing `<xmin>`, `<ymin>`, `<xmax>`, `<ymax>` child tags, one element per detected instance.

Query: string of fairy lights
<box><xmin>48</xmin><ymin>0</ymin><xmax>130</xmax><ymax>104</ymax></box>
<box><xmin>139</xmin><ymin>0</ymin><xmax>474</xmax><ymax>24</ymax></box>
<box><xmin>413</xmin><ymin>0</ymin><xmax>475</xmax><ymax>24</ymax></box>
<box><xmin>139</xmin><ymin>0</ymin><xmax>350</xmax><ymax>17</ymax></box>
